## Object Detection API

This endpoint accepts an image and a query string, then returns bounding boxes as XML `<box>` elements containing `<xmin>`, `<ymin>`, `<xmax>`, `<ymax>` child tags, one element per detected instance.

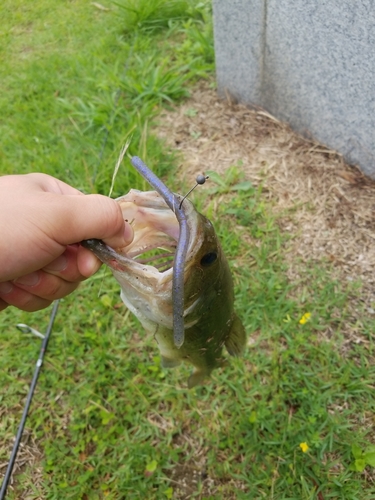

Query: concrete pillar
<box><xmin>213</xmin><ymin>0</ymin><xmax>375</xmax><ymax>177</ymax></box>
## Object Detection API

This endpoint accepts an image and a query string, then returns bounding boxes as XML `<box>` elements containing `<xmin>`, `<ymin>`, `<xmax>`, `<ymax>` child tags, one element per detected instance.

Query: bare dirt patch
<box><xmin>0</xmin><ymin>404</ymin><xmax>44</xmax><ymax>499</ymax></box>
<box><xmin>157</xmin><ymin>80</ymin><xmax>375</xmax><ymax>309</ymax></box>
<box><xmin>165</xmin><ymin>431</ymin><xmax>247</xmax><ymax>499</ymax></box>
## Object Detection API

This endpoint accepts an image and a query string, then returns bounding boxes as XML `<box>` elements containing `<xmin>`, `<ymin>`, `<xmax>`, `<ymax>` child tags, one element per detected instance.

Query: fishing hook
<box><xmin>179</xmin><ymin>174</ymin><xmax>209</xmax><ymax>209</ymax></box>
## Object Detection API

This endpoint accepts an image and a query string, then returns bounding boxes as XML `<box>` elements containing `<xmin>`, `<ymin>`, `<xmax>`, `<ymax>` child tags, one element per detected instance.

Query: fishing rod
<box><xmin>0</xmin><ymin>300</ymin><xmax>60</xmax><ymax>499</ymax></box>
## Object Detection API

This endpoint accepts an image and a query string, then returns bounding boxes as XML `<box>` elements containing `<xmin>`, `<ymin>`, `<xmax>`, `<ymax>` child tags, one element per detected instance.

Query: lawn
<box><xmin>1</xmin><ymin>1</ymin><xmax>375</xmax><ymax>499</ymax></box>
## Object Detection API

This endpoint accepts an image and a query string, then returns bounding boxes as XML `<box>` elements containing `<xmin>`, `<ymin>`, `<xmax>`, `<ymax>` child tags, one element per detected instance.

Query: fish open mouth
<box><xmin>114</xmin><ymin>189</ymin><xmax>182</xmax><ymax>275</ymax></box>
<box><xmin>82</xmin><ymin>186</ymin><xmax>198</xmax><ymax>347</ymax></box>
<box><xmin>83</xmin><ymin>156</ymin><xmax>195</xmax><ymax>348</ymax></box>
<box><xmin>134</xmin><ymin>248</ymin><xmax>175</xmax><ymax>273</ymax></box>
<box><xmin>83</xmin><ymin>189</ymin><xmax>189</xmax><ymax>276</ymax></box>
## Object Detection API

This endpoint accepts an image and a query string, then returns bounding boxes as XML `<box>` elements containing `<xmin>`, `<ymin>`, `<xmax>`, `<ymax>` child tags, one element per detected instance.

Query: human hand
<box><xmin>0</xmin><ymin>173</ymin><xmax>133</xmax><ymax>312</ymax></box>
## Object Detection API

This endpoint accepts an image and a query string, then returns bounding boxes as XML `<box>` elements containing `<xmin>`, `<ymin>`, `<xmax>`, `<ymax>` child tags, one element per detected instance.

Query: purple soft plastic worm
<box><xmin>131</xmin><ymin>156</ymin><xmax>188</xmax><ymax>348</ymax></box>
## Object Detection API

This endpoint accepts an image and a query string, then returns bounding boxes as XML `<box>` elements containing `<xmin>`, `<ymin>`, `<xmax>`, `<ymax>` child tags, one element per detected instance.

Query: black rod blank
<box><xmin>0</xmin><ymin>300</ymin><xmax>60</xmax><ymax>500</ymax></box>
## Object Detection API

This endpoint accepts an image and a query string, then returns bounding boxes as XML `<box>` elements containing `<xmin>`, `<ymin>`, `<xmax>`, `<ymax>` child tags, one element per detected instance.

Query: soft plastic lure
<box><xmin>130</xmin><ymin>156</ymin><xmax>188</xmax><ymax>348</ymax></box>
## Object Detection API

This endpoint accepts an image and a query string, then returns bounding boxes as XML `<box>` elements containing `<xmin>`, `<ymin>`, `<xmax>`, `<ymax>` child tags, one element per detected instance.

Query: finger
<box><xmin>12</xmin><ymin>271</ymin><xmax>79</xmax><ymax>301</ymax></box>
<box><xmin>43</xmin><ymin>245</ymin><xmax>102</xmax><ymax>280</ymax></box>
<box><xmin>42</xmin><ymin>245</ymin><xmax>94</xmax><ymax>282</ymax></box>
<box><xmin>0</xmin><ymin>298</ymin><xmax>8</xmax><ymax>311</ymax></box>
<box><xmin>26</xmin><ymin>174</ymin><xmax>134</xmax><ymax>247</ymax></box>
<box><xmin>0</xmin><ymin>282</ymin><xmax>52</xmax><ymax>312</ymax></box>
<box><xmin>50</xmin><ymin>194</ymin><xmax>134</xmax><ymax>249</ymax></box>
<box><xmin>76</xmin><ymin>245</ymin><xmax>102</xmax><ymax>278</ymax></box>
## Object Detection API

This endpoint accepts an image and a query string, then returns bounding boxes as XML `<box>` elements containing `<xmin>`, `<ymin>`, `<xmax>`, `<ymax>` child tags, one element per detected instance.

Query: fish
<box><xmin>83</xmin><ymin>157</ymin><xmax>246</xmax><ymax>388</ymax></box>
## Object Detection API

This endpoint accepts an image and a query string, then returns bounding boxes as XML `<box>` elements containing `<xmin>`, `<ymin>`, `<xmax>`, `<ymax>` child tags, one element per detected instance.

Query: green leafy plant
<box><xmin>205</xmin><ymin>165</ymin><xmax>253</xmax><ymax>194</ymax></box>
<box><xmin>119</xmin><ymin>56</ymin><xmax>192</xmax><ymax>104</ymax></box>
<box><xmin>350</xmin><ymin>443</ymin><xmax>375</xmax><ymax>472</ymax></box>
<box><xmin>114</xmin><ymin>0</ymin><xmax>202</xmax><ymax>32</ymax></box>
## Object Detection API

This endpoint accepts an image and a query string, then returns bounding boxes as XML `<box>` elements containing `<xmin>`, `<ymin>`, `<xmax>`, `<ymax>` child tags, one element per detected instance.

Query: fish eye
<box><xmin>200</xmin><ymin>252</ymin><xmax>218</xmax><ymax>266</ymax></box>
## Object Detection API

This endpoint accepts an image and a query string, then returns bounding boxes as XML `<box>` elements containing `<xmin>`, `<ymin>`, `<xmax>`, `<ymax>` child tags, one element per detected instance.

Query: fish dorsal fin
<box><xmin>224</xmin><ymin>313</ymin><xmax>246</xmax><ymax>356</ymax></box>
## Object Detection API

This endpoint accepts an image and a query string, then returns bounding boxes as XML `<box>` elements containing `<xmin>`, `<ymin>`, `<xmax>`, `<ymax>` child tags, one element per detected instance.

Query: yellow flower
<box><xmin>299</xmin><ymin>442</ymin><xmax>309</xmax><ymax>453</ymax></box>
<box><xmin>299</xmin><ymin>312</ymin><xmax>311</xmax><ymax>325</ymax></box>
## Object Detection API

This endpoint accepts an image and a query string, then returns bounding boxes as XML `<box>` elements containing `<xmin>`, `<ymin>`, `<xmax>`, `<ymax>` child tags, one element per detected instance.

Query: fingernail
<box><xmin>44</xmin><ymin>255</ymin><xmax>68</xmax><ymax>272</ymax></box>
<box><xmin>0</xmin><ymin>281</ymin><xmax>13</xmax><ymax>294</ymax></box>
<box><xmin>14</xmin><ymin>272</ymin><xmax>40</xmax><ymax>287</ymax></box>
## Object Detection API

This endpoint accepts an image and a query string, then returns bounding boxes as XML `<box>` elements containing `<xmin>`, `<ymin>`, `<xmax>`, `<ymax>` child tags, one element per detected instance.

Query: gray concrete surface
<box><xmin>213</xmin><ymin>0</ymin><xmax>375</xmax><ymax>177</ymax></box>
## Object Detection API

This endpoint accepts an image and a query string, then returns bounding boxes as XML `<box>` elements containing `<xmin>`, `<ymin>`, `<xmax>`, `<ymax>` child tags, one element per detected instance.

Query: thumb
<box><xmin>52</xmin><ymin>193</ymin><xmax>133</xmax><ymax>248</ymax></box>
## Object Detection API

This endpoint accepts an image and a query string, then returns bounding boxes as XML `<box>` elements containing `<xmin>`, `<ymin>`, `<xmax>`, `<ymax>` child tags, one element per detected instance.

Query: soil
<box><xmin>157</xmin><ymin>80</ymin><xmax>375</xmax><ymax>312</ymax></box>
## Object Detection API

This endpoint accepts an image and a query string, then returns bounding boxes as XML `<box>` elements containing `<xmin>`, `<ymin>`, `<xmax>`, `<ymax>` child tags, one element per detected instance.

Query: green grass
<box><xmin>1</xmin><ymin>1</ymin><xmax>375</xmax><ymax>499</ymax></box>
<box><xmin>0</xmin><ymin>0</ymin><xmax>212</xmax><ymax>192</ymax></box>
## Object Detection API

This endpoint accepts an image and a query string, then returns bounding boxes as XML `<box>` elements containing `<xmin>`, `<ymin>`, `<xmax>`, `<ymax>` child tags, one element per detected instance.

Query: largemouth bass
<box><xmin>83</xmin><ymin>157</ymin><xmax>246</xmax><ymax>388</ymax></box>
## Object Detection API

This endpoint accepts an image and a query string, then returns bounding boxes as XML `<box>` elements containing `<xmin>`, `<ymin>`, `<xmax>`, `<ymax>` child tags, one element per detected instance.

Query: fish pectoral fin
<box><xmin>161</xmin><ymin>355</ymin><xmax>181</xmax><ymax>368</ymax></box>
<box><xmin>187</xmin><ymin>369</ymin><xmax>210</xmax><ymax>389</ymax></box>
<box><xmin>224</xmin><ymin>313</ymin><xmax>246</xmax><ymax>357</ymax></box>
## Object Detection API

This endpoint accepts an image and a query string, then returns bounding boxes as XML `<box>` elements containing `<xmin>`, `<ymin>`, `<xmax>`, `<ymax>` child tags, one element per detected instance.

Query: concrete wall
<box><xmin>213</xmin><ymin>0</ymin><xmax>375</xmax><ymax>177</ymax></box>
